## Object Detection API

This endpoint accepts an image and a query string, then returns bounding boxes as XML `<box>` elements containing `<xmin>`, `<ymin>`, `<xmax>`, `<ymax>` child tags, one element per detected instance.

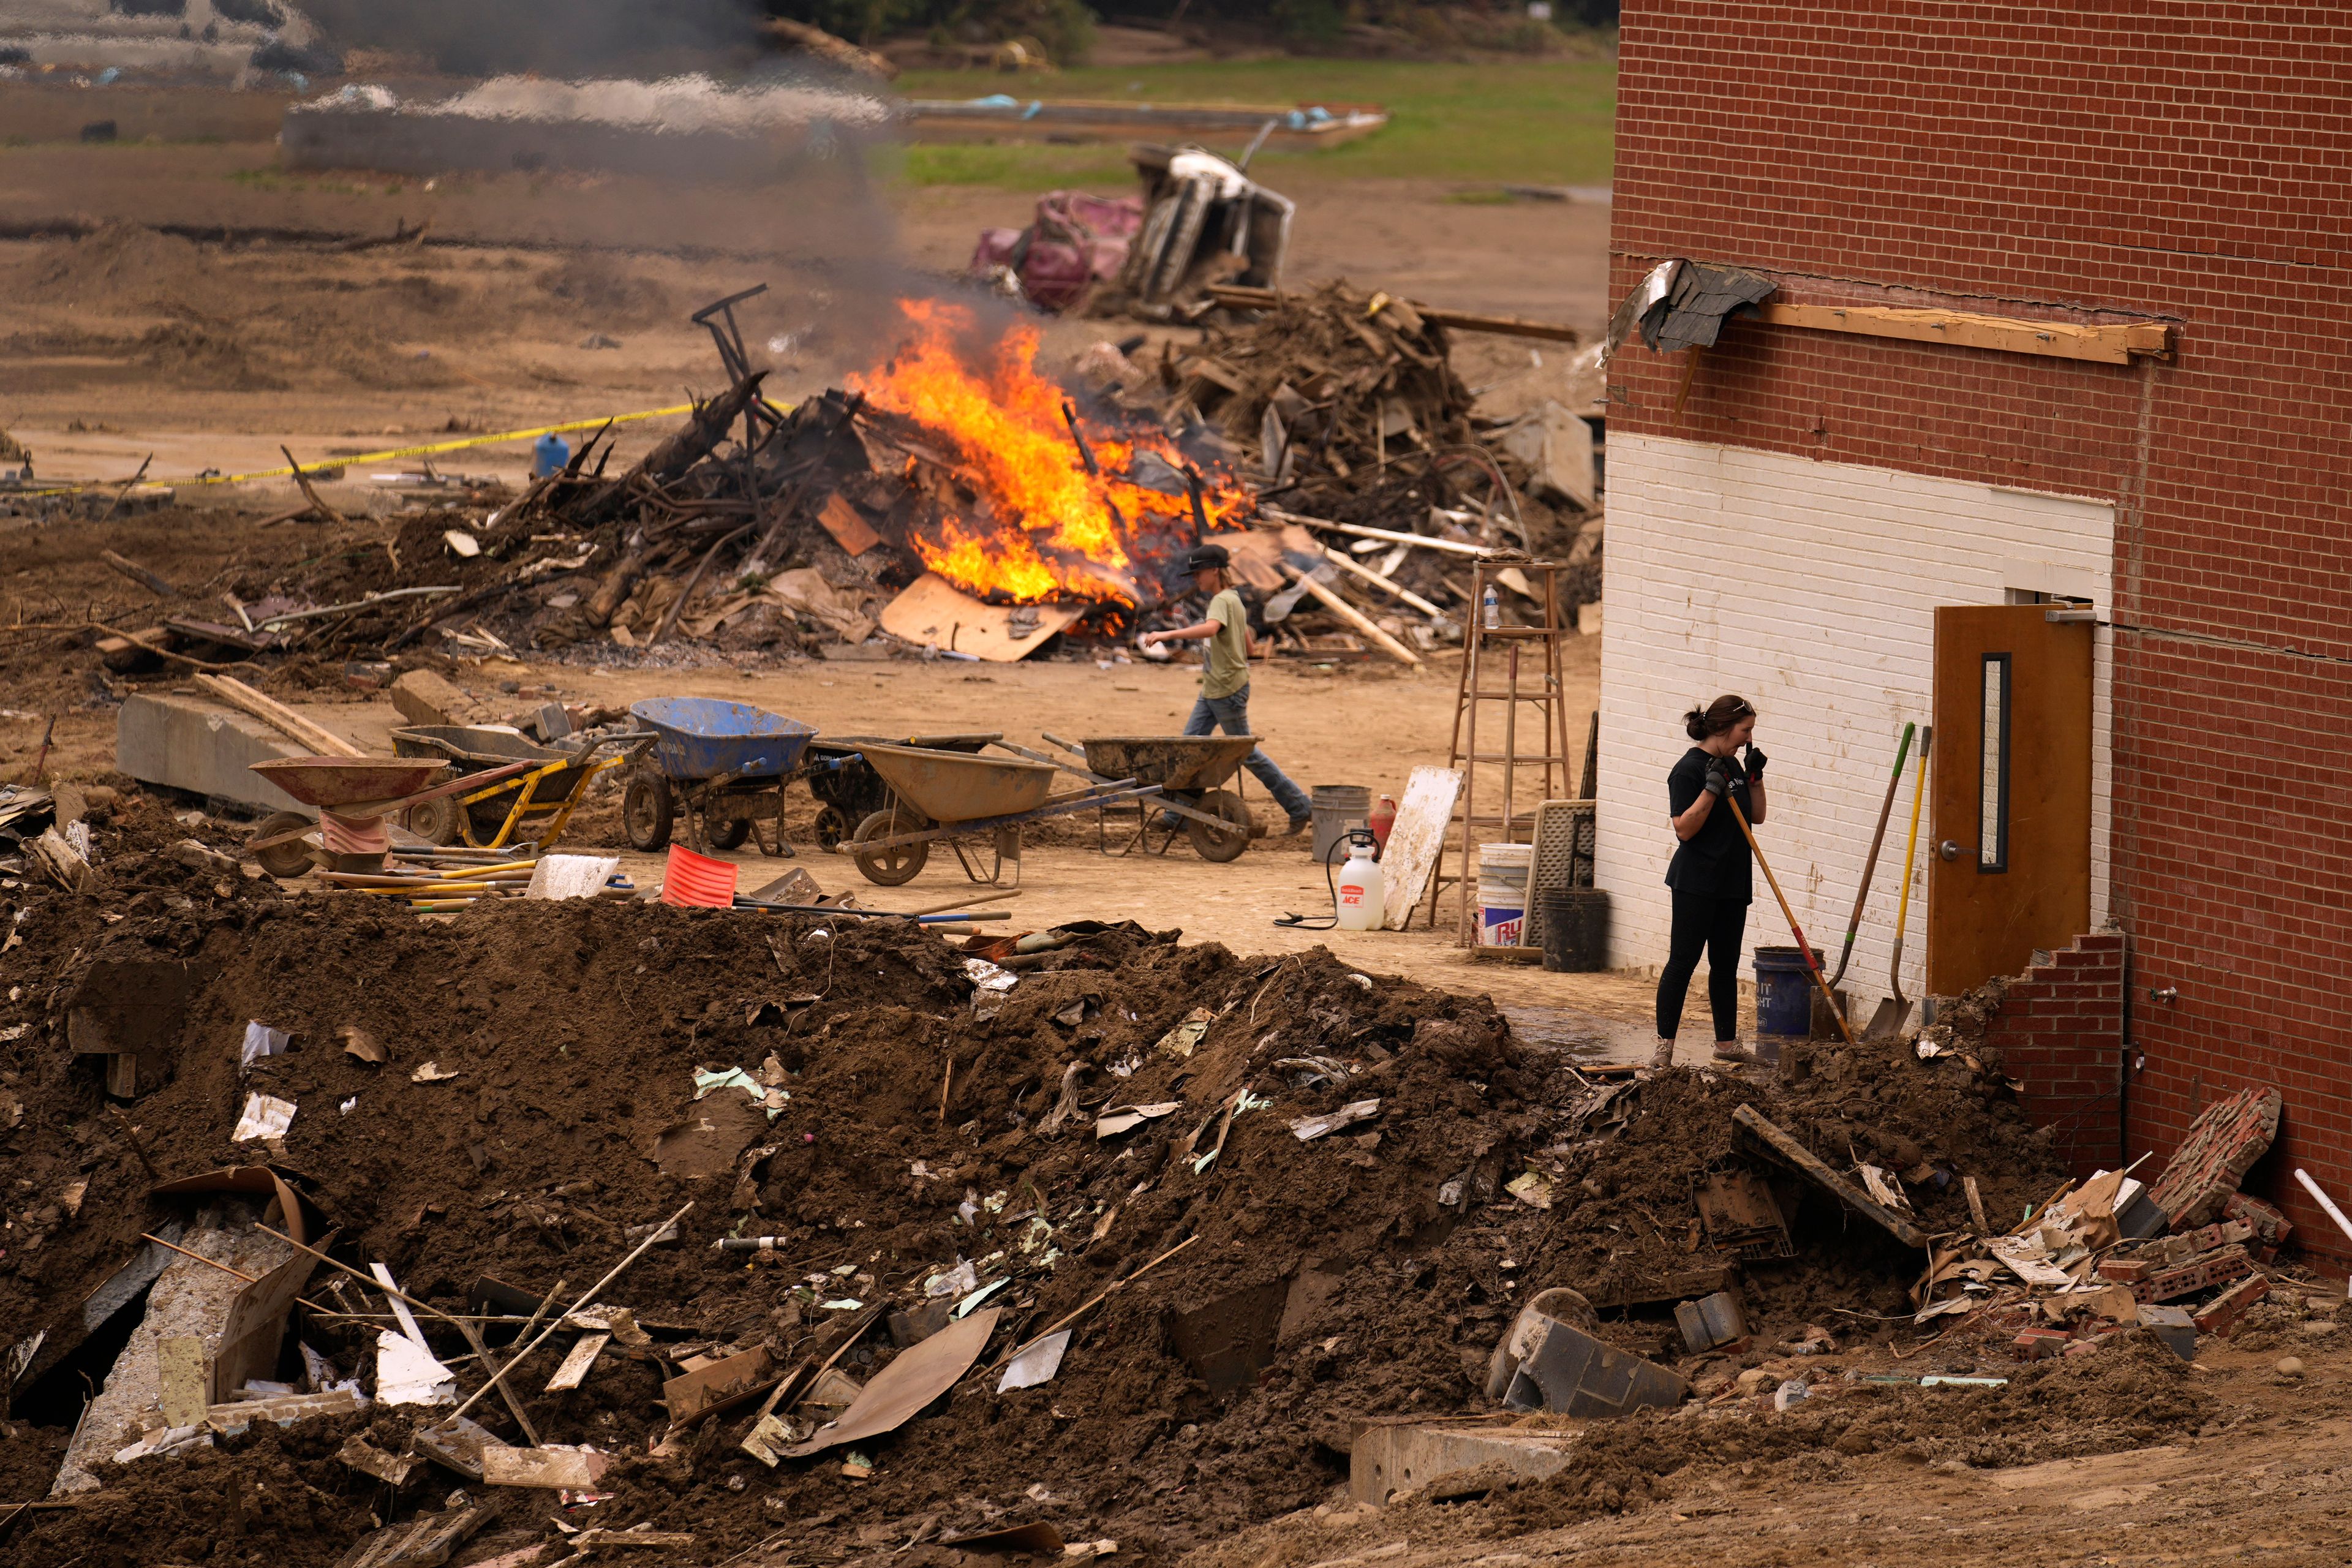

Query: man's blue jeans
<box><xmin>1183</xmin><ymin>685</ymin><xmax>1311</xmax><ymax>824</ymax></box>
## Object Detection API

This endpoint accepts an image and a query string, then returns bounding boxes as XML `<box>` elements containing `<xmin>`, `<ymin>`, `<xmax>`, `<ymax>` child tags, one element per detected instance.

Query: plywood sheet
<box><xmin>1381</xmin><ymin>764</ymin><xmax>1463</xmax><ymax>931</ymax></box>
<box><xmin>879</xmin><ymin>574</ymin><xmax>1085</xmax><ymax>663</ymax></box>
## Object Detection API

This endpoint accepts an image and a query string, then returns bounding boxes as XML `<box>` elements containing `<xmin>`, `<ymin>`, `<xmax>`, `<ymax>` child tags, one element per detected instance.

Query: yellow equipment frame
<box><xmin>447</xmin><ymin>750</ymin><xmax>633</xmax><ymax>851</ymax></box>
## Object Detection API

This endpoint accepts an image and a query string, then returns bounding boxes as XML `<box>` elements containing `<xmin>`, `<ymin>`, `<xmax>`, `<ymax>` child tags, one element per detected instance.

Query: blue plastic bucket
<box><xmin>1752</xmin><ymin>945</ymin><xmax>1820</xmax><ymax>1038</ymax></box>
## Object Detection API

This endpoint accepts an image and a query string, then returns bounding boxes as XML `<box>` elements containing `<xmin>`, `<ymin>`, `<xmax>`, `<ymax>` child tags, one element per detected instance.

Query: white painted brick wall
<box><xmin>1597</xmin><ymin>433</ymin><xmax>2114</xmax><ymax>1019</ymax></box>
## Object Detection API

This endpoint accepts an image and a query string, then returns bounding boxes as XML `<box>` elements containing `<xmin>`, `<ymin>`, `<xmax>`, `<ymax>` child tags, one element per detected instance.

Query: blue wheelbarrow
<box><xmin>623</xmin><ymin>698</ymin><xmax>817</xmax><ymax>856</ymax></box>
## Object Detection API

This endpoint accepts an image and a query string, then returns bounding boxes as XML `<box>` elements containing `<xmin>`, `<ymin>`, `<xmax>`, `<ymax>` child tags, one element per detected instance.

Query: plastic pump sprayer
<box><xmin>1278</xmin><ymin>826</ymin><xmax>1384</xmax><ymax>931</ymax></box>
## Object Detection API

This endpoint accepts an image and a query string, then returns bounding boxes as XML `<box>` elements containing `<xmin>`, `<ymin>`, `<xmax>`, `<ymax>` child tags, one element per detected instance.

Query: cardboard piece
<box><xmin>377</xmin><ymin>1330</ymin><xmax>458</xmax><ymax>1406</ymax></box>
<box><xmin>766</xmin><ymin>567</ymin><xmax>877</xmax><ymax>644</ymax></box>
<box><xmin>232</xmin><ymin>1092</ymin><xmax>297</xmax><ymax>1142</ymax></box>
<box><xmin>879</xmin><ymin>573</ymin><xmax>1085</xmax><ymax>662</ymax></box>
<box><xmin>1379</xmin><ymin>765</ymin><xmax>1464</xmax><ymax>930</ymax></box>
<box><xmin>782</xmin><ymin>1308</ymin><xmax>1001</xmax><ymax>1457</ymax></box>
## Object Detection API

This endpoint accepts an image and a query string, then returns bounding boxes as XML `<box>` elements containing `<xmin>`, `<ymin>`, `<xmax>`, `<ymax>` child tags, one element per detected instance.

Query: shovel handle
<box><xmin>1829</xmin><ymin>722</ymin><xmax>1915</xmax><ymax>988</ymax></box>
<box><xmin>1724</xmin><ymin>793</ymin><xmax>1858</xmax><ymax>1049</ymax></box>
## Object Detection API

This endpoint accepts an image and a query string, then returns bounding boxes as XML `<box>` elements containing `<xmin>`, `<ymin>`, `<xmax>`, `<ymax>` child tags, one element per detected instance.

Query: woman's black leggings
<box><xmin>1656</xmin><ymin>889</ymin><xmax>1749</xmax><ymax>1041</ymax></box>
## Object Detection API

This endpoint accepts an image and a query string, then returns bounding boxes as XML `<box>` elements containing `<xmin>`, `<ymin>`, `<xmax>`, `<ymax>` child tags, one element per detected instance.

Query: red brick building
<box><xmin>1598</xmin><ymin>6</ymin><xmax>2352</xmax><ymax>1248</ymax></box>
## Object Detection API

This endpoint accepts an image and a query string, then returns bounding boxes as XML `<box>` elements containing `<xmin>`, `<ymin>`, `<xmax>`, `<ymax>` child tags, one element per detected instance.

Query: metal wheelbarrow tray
<box><xmin>623</xmin><ymin>698</ymin><xmax>818</xmax><ymax>856</ymax></box>
<box><xmin>803</xmin><ymin>733</ymin><xmax>1000</xmax><ymax>850</ymax></box>
<box><xmin>393</xmin><ymin>725</ymin><xmax>646</xmax><ymax>852</ymax></box>
<box><xmin>244</xmin><ymin>754</ymin><xmax>532</xmax><ymax>879</ymax></box>
<box><xmin>1019</xmin><ymin>734</ymin><xmax>1261</xmax><ymax>862</ymax></box>
<box><xmin>841</xmin><ymin>742</ymin><xmax>1159</xmax><ymax>887</ymax></box>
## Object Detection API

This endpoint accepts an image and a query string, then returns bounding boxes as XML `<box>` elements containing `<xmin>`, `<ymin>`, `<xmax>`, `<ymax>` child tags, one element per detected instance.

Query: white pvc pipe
<box><xmin>2291</xmin><ymin>1169</ymin><xmax>2352</xmax><ymax>1299</ymax></box>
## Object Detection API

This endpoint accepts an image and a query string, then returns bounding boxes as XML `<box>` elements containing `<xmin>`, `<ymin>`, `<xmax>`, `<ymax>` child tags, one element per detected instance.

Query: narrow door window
<box><xmin>1980</xmin><ymin>653</ymin><xmax>2011</xmax><ymax>872</ymax></box>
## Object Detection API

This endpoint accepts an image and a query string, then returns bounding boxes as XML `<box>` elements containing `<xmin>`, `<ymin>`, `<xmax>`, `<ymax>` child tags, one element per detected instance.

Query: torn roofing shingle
<box><xmin>1640</xmin><ymin>263</ymin><xmax>1779</xmax><ymax>353</ymax></box>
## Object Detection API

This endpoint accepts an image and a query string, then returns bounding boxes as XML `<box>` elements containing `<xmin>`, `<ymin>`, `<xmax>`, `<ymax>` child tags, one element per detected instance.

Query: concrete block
<box><xmin>2192</xmin><ymin>1274</ymin><xmax>2270</xmax><ymax>1337</ymax></box>
<box><xmin>1351</xmin><ymin>1420</ymin><xmax>1575</xmax><ymax>1506</ymax></box>
<box><xmin>118</xmin><ymin>694</ymin><xmax>310</xmax><ymax>813</ymax></box>
<box><xmin>2138</xmin><ymin>1304</ymin><xmax>2198</xmax><ymax>1361</ymax></box>
<box><xmin>1675</xmin><ymin>1291</ymin><xmax>1748</xmax><ymax>1353</ymax></box>
<box><xmin>390</xmin><ymin>669</ymin><xmax>494</xmax><ymax>728</ymax></box>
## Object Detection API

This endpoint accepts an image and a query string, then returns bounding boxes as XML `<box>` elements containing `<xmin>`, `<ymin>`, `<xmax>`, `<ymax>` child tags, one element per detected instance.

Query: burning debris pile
<box><xmin>5</xmin><ymin>798</ymin><xmax>2324</xmax><ymax>1562</ymax></box>
<box><xmin>59</xmin><ymin>273</ymin><xmax>1600</xmax><ymax>683</ymax></box>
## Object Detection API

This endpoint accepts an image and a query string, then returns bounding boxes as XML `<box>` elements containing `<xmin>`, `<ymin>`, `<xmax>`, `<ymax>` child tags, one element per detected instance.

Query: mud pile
<box><xmin>4</xmin><ymin>795</ymin><xmax>2072</xmax><ymax>1568</ymax></box>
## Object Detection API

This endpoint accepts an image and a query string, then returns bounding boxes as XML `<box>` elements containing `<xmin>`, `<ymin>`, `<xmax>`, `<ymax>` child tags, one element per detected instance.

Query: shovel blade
<box><xmin>1865</xmin><ymin>995</ymin><xmax>1912</xmax><ymax>1042</ymax></box>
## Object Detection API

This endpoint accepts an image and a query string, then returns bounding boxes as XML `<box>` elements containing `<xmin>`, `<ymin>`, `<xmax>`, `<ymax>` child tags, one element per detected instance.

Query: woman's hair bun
<box><xmin>1685</xmin><ymin>695</ymin><xmax>1755</xmax><ymax>742</ymax></box>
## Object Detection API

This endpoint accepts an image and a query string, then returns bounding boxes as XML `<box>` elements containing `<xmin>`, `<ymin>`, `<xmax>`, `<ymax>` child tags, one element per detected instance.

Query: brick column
<box><xmin>1978</xmin><ymin>932</ymin><xmax>2127</xmax><ymax>1177</ymax></box>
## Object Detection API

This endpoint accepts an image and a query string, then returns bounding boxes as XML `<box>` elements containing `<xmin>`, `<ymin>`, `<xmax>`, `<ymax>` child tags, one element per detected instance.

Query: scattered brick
<box><xmin>2011</xmin><ymin>1327</ymin><xmax>2072</xmax><ymax>1360</ymax></box>
<box><xmin>2097</xmin><ymin>1257</ymin><xmax>2152</xmax><ymax>1283</ymax></box>
<box><xmin>2135</xmin><ymin>1244</ymin><xmax>2253</xmax><ymax>1305</ymax></box>
<box><xmin>2192</xmin><ymin>1274</ymin><xmax>2271</xmax><ymax>1337</ymax></box>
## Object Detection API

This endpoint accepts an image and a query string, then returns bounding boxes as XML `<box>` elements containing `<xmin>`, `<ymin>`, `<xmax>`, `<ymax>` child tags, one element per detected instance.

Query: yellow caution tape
<box><xmin>20</xmin><ymin>397</ymin><xmax>796</xmax><ymax>496</ymax></box>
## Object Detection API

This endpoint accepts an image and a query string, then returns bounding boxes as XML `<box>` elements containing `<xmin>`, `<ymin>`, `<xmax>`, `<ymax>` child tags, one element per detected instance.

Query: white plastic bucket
<box><xmin>1477</xmin><ymin>880</ymin><xmax>1526</xmax><ymax>946</ymax></box>
<box><xmin>1479</xmin><ymin>842</ymin><xmax>1534</xmax><ymax>886</ymax></box>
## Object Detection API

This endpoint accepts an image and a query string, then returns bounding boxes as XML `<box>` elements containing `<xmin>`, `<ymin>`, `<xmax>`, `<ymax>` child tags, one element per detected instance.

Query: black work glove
<box><xmin>1703</xmin><ymin>758</ymin><xmax>1735</xmax><ymax>797</ymax></box>
<box><xmin>1744</xmin><ymin>745</ymin><xmax>1768</xmax><ymax>782</ymax></box>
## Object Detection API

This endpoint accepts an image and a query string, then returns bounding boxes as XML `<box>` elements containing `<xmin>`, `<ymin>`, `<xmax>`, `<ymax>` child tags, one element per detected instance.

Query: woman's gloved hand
<box><xmin>1704</xmin><ymin>757</ymin><xmax>1736</xmax><ymax>797</ymax></box>
<box><xmin>1744</xmin><ymin>745</ymin><xmax>1768</xmax><ymax>782</ymax></box>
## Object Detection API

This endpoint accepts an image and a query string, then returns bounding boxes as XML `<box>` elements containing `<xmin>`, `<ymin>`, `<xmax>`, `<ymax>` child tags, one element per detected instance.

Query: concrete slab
<box><xmin>1350</xmin><ymin>1419</ymin><xmax>1578</xmax><ymax>1505</ymax></box>
<box><xmin>51</xmin><ymin>1222</ymin><xmax>294</xmax><ymax>1494</ymax></box>
<box><xmin>115</xmin><ymin>693</ymin><xmax>401</xmax><ymax>814</ymax></box>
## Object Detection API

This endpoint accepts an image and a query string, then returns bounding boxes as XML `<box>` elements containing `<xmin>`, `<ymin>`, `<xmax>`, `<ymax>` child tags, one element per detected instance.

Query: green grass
<box><xmin>886</xmin><ymin>57</ymin><xmax>1615</xmax><ymax>190</ymax></box>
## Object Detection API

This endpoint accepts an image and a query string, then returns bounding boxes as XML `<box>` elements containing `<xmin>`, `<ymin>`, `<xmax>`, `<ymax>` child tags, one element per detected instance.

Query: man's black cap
<box><xmin>1185</xmin><ymin>542</ymin><xmax>1231</xmax><ymax>573</ymax></box>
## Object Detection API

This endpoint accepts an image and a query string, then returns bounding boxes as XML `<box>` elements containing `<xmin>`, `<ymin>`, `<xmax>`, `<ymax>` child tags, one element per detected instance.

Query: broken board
<box><xmin>1380</xmin><ymin>764</ymin><xmax>1464</xmax><ymax>930</ymax></box>
<box><xmin>1732</xmin><ymin>1104</ymin><xmax>1929</xmax><ymax>1250</ymax></box>
<box><xmin>879</xmin><ymin>573</ymin><xmax>1085</xmax><ymax>662</ymax></box>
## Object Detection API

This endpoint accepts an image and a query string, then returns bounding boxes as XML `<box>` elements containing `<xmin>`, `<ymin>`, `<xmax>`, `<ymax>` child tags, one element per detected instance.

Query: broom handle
<box><xmin>1724</xmin><ymin>792</ymin><xmax>1858</xmax><ymax>1048</ymax></box>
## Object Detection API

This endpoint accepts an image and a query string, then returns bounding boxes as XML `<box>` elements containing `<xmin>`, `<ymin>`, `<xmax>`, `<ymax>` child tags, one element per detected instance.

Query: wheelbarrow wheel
<box><xmin>813</xmin><ymin>805</ymin><xmax>852</xmax><ymax>850</ymax></box>
<box><xmin>405</xmin><ymin>796</ymin><xmax>462</xmax><ymax>846</ymax></box>
<box><xmin>623</xmin><ymin>771</ymin><xmax>674</xmax><ymax>852</ymax></box>
<box><xmin>1185</xmin><ymin>790</ymin><xmax>1254</xmax><ymax>863</ymax></box>
<box><xmin>851</xmin><ymin>809</ymin><xmax>929</xmax><ymax>886</ymax></box>
<box><xmin>706</xmin><ymin>815</ymin><xmax>752</xmax><ymax>851</ymax></box>
<box><xmin>250</xmin><ymin>810</ymin><xmax>317</xmax><ymax>880</ymax></box>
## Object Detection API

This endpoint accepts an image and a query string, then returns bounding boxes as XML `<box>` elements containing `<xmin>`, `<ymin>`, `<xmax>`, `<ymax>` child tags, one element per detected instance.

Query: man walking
<box><xmin>1138</xmin><ymin>542</ymin><xmax>1313</xmax><ymax>837</ymax></box>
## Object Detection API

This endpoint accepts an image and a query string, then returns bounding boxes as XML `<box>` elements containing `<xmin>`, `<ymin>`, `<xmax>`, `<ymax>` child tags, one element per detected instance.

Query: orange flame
<box><xmin>850</xmin><ymin>298</ymin><xmax>1245</xmax><ymax>605</ymax></box>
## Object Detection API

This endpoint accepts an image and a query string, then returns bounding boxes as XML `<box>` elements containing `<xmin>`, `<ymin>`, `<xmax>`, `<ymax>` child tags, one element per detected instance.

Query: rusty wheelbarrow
<box><xmin>840</xmin><ymin>742</ymin><xmax>1160</xmax><ymax>887</ymax></box>
<box><xmin>1019</xmin><ymin>733</ymin><xmax>1261</xmax><ymax>862</ymax></box>
<box><xmin>244</xmin><ymin>755</ymin><xmax>537</xmax><ymax>879</ymax></box>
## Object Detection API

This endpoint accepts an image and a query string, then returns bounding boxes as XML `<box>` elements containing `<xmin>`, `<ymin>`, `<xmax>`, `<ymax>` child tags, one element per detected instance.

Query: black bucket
<box><xmin>1538</xmin><ymin>888</ymin><xmax>1610</xmax><ymax>971</ymax></box>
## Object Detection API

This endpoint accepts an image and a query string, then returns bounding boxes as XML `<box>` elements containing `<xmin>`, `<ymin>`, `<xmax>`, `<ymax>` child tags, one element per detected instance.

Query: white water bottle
<box><xmin>1335</xmin><ymin>830</ymin><xmax>1384</xmax><ymax>931</ymax></box>
<box><xmin>1482</xmin><ymin>584</ymin><xmax>1500</xmax><ymax>630</ymax></box>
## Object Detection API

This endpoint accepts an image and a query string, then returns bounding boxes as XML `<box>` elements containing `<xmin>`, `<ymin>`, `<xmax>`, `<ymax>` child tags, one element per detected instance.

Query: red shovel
<box><xmin>1724</xmin><ymin>793</ymin><xmax>1857</xmax><ymax>1049</ymax></box>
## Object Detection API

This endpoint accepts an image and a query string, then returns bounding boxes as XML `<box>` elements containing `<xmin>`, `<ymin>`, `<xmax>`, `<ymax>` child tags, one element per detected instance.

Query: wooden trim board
<box><xmin>1755</xmin><ymin>303</ymin><xmax>2171</xmax><ymax>364</ymax></box>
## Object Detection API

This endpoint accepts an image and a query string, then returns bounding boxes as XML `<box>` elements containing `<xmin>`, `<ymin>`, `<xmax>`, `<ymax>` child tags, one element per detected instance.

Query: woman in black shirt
<box><xmin>1651</xmin><ymin>695</ymin><xmax>1768</xmax><ymax>1069</ymax></box>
